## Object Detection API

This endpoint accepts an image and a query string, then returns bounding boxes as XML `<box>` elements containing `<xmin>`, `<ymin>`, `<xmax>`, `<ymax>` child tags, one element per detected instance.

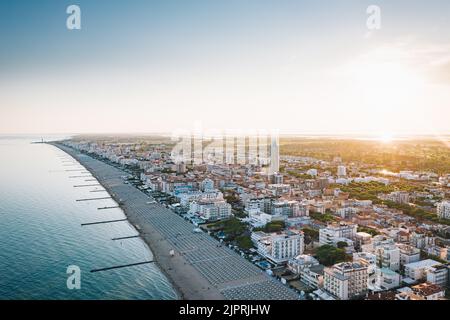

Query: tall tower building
<box><xmin>269</xmin><ymin>135</ymin><xmax>280</xmax><ymax>175</ymax></box>
<box><xmin>337</xmin><ymin>165</ymin><xmax>347</xmax><ymax>177</ymax></box>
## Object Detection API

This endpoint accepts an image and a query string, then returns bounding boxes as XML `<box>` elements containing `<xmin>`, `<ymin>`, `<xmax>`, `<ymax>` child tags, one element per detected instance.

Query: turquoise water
<box><xmin>0</xmin><ymin>136</ymin><xmax>177</xmax><ymax>300</ymax></box>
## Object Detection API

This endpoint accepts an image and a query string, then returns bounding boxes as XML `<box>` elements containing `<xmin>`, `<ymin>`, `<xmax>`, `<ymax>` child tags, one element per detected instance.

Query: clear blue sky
<box><xmin>1</xmin><ymin>0</ymin><xmax>450</xmax><ymax>135</ymax></box>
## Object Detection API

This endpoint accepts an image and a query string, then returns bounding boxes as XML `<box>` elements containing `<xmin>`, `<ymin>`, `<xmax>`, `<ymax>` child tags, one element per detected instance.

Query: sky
<box><xmin>1</xmin><ymin>0</ymin><xmax>450</xmax><ymax>137</ymax></box>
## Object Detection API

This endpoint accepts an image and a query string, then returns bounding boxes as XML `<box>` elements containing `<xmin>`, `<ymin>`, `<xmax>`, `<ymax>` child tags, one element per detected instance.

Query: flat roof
<box><xmin>404</xmin><ymin>259</ymin><xmax>441</xmax><ymax>269</ymax></box>
<box><xmin>379</xmin><ymin>268</ymin><xmax>398</xmax><ymax>276</ymax></box>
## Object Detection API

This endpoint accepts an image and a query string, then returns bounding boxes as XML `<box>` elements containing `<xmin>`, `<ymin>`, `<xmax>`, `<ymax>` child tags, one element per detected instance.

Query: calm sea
<box><xmin>0</xmin><ymin>136</ymin><xmax>177</xmax><ymax>300</ymax></box>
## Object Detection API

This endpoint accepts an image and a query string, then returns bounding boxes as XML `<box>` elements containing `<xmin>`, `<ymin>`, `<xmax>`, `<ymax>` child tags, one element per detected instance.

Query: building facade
<box><xmin>319</xmin><ymin>222</ymin><xmax>357</xmax><ymax>246</ymax></box>
<box><xmin>323</xmin><ymin>262</ymin><xmax>368</xmax><ymax>300</ymax></box>
<box><xmin>437</xmin><ymin>201</ymin><xmax>450</xmax><ymax>220</ymax></box>
<box><xmin>252</xmin><ymin>230</ymin><xmax>304</xmax><ymax>264</ymax></box>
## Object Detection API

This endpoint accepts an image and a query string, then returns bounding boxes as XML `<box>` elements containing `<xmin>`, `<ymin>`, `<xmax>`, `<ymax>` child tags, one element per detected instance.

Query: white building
<box><xmin>380</xmin><ymin>191</ymin><xmax>410</xmax><ymax>204</ymax></box>
<box><xmin>362</xmin><ymin>235</ymin><xmax>394</xmax><ymax>251</ymax></box>
<box><xmin>176</xmin><ymin>162</ymin><xmax>186</xmax><ymax>174</ymax></box>
<box><xmin>354</xmin><ymin>232</ymin><xmax>372</xmax><ymax>248</ymax></box>
<box><xmin>437</xmin><ymin>201</ymin><xmax>450</xmax><ymax>219</ymax></box>
<box><xmin>178</xmin><ymin>190</ymin><xmax>223</xmax><ymax>207</ymax></box>
<box><xmin>268</xmin><ymin>184</ymin><xmax>291</xmax><ymax>196</ymax></box>
<box><xmin>245</xmin><ymin>197</ymin><xmax>272</xmax><ymax>214</ymax></box>
<box><xmin>426</xmin><ymin>245</ymin><xmax>447</xmax><ymax>260</ymax></box>
<box><xmin>310</xmin><ymin>202</ymin><xmax>326</xmax><ymax>214</ymax></box>
<box><xmin>425</xmin><ymin>265</ymin><xmax>448</xmax><ymax>287</ymax></box>
<box><xmin>404</xmin><ymin>259</ymin><xmax>442</xmax><ymax>281</ymax></box>
<box><xmin>299</xmin><ymin>264</ymin><xmax>325</xmax><ymax>290</ymax></box>
<box><xmin>323</xmin><ymin>262</ymin><xmax>368</xmax><ymax>300</ymax></box>
<box><xmin>319</xmin><ymin>222</ymin><xmax>357</xmax><ymax>246</ymax></box>
<box><xmin>252</xmin><ymin>230</ymin><xmax>304</xmax><ymax>264</ymax></box>
<box><xmin>398</xmin><ymin>244</ymin><xmax>421</xmax><ymax>267</ymax></box>
<box><xmin>353</xmin><ymin>252</ymin><xmax>377</xmax><ymax>270</ymax></box>
<box><xmin>189</xmin><ymin>199</ymin><xmax>232</xmax><ymax>221</ymax></box>
<box><xmin>410</xmin><ymin>232</ymin><xmax>435</xmax><ymax>249</ymax></box>
<box><xmin>337</xmin><ymin>165</ymin><xmax>347</xmax><ymax>177</ymax></box>
<box><xmin>287</xmin><ymin>254</ymin><xmax>320</xmax><ymax>274</ymax></box>
<box><xmin>200</xmin><ymin>178</ymin><xmax>215</xmax><ymax>191</ymax></box>
<box><xmin>376</xmin><ymin>268</ymin><xmax>401</xmax><ymax>290</ymax></box>
<box><xmin>335</xmin><ymin>178</ymin><xmax>349</xmax><ymax>185</ymax></box>
<box><xmin>271</xmin><ymin>173</ymin><xmax>284</xmax><ymax>184</ymax></box>
<box><xmin>271</xmin><ymin>200</ymin><xmax>308</xmax><ymax>217</ymax></box>
<box><xmin>336</xmin><ymin>207</ymin><xmax>358</xmax><ymax>219</ymax></box>
<box><xmin>353</xmin><ymin>252</ymin><xmax>378</xmax><ymax>289</ymax></box>
<box><xmin>269</xmin><ymin>136</ymin><xmax>280</xmax><ymax>175</ymax></box>
<box><xmin>247</xmin><ymin>210</ymin><xmax>272</xmax><ymax>228</ymax></box>
<box><xmin>375</xmin><ymin>243</ymin><xmax>400</xmax><ymax>271</ymax></box>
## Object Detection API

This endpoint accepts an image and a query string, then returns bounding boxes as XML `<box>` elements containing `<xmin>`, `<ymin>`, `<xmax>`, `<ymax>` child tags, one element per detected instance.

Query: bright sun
<box><xmin>378</xmin><ymin>132</ymin><xmax>394</xmax><ymax>143</ymax></box>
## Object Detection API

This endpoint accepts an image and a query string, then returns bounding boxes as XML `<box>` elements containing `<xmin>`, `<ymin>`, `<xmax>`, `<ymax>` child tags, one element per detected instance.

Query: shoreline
<box><xmin>55</xmin><ymin>143</ymin><xmax>184</xmax><ymax>299</ymax></box>
<box><xmin>52</xmin><ymin>143</ymin><xmax>225</xmax><ymax>300</ymax></box>
<box><xmin>129</xmin><ymin>221</ymin><xmax>184</xmax><ymax>300</ymax></box>
<box><xmin>51</xmin><ymin>142</ymin><xmax>300</xmax><ymax>300</ymax></box>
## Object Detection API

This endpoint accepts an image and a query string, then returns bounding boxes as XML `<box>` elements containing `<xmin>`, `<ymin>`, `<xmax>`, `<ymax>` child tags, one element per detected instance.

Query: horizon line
<box><xmin>1</xmin><ymin>132</ymin><xmax>449</xmax><ymax>139</ymax></box>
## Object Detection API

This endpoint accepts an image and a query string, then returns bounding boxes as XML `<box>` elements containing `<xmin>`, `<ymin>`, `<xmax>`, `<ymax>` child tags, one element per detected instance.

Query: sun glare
<box><xmin>339</xmin><ymin>46</ymin><xmax>426</xmax><ymax>136</ymax></box>
<box><xmin>378</xmin><ymin>132</ymin><xmax>394</xmax><ymax>143</ymax></box>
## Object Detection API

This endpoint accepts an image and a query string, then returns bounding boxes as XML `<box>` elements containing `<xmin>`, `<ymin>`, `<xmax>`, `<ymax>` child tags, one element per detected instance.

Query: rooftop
<box><xmin>412</xmin><ymin>282</ymin><xmax>445</xmax><ymax>296</ymax></box>
<box><xmin>404</xmin><ymin>259</ymin><xmax>441</xmax><ymax>269</ymax></box>
<box><xmin>366</xmin><ymin>291</ymin><xmax>396</xmax><ymax>300</ymax></box>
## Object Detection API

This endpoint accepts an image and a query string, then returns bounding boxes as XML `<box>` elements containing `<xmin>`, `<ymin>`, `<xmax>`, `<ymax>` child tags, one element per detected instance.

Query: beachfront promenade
<box><xmin>56</xmin><ymin>144</ymin><xmax>299</xmax><ymax>300</ymax></box>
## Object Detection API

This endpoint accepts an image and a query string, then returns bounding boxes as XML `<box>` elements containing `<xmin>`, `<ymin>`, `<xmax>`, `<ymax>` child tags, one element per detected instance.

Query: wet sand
<box><xmin>52</xmin><ymin>142</ymin><xmax>299</xmax><ymax>301</ymax></box>
<box><xmin>54</xmin><ymin>143</ymin><xmax>224</xmax><ymax>299</ymax></box>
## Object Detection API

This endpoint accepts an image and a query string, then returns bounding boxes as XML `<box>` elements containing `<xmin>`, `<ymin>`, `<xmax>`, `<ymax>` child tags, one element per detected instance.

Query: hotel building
<box><xmin>323</xmin><ymin>262</ymin><xmax>368</xmax><ymax>300</ymax></box>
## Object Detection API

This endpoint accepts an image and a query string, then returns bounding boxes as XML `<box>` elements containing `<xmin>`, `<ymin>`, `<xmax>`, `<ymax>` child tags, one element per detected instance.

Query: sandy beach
<box><xmin>53</xmin><ymin>142</ymin><xmax>299</xmax><ymax>300</ymax></box>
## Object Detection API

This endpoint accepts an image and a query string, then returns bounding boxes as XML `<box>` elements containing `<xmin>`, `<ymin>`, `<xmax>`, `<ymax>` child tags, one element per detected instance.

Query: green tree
<box><xmin>315</xmin><ymin>245</ymin><xmax>350</xmax><ymax>266</ymax></box>
<box><xmin>254</xmin><ymin>221</ymin><xmax>285</xmax><ymax>233</ymax></box>
<box><xmin>236</xmin><ymin>235</ymin><xmax>253</xmax><ymax>250</ymax></box>
<box><xmin>336</xmin><ymin>241</ymin><xmax>348</xmax><ymax>249</ymax></box>
<box><xmin>357</xmin><ymin>226</ymin><xmax>379</xmax><ymax>236</ymax></box>
<box><xmin>310</xmin><ymin>212</ymin><xmax>336</xmax><ymax>223</ymax></box>
<box><xmin>302</xmin><ymin>228</ymin><xmax>319</xmax><ymax>244</ymax></box>
<box><xmin>209</xmin><ymin>217</ymin><xmax>247</xmax><ymax>240</ymax></box>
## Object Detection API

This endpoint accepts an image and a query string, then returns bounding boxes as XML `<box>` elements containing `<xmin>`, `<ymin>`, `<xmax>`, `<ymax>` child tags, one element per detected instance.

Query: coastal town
<box><xmin>62</xmin><ymin>135</ymin><xmax>450</xmax><ymax>301</ymax></box>
<box><xmin>3</xmin><ymin>0</ymin><xmax>450</xmax><ymax>315</ymax></box>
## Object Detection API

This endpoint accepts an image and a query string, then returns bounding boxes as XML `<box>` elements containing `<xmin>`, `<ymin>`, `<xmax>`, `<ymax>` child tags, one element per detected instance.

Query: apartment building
<box><xmin>383</xmin><ymin>191</ymin><xmax>410</xmax><ymax>204</ymax></box>
<box><xmin>336</xmin><ymin>206</ymin><xmax>358</xmax><ymax>219</ymax></box>
<box><xmin>288</xmin><ymin>254</ymin><xmax>320</xmax><ymax>274</ymax></box>
<box><xmin>398</xmin><ymin>244</ymin><xmax>421</xmax><ymax>267</ymax></box>
<box><xmin>245</xmin><ymin>197</ymin><xmax>273</xmax><ymax>214</ymax></box>
<box><xmin>300</xmin><ymin>265</ymin><xmax>325</xmax><ymax>290</ymax></box>
<box><xmin>404</xmin><ymin>259</ymin><xmax>442</xmax><ymax>281</ymax></box>
<box><xmin>375</xmin><ymin>243</ymin><xmax>400</xmax><ymax>271</ymax></box>
<box><xmin>337</xmin><ymin>165</ymin><xmax>347</xmax><ymax>177</ymax></box>
<box><xmin>437</xmin><ymin>200</ymin><xmax>450</xmax><ymax>220</ymax></box>
<box><xmin>323</xmin><ymin>262</ymin><xmax>368</xmax><ymax>300</ymax></box>
<box><xmin>410</xmin><ymin>232</ymin><xmax>435</xmax><ymax>249</ymax></box>
<box><xmin>252</xmin><ymin>230</ymin><xmax>304</xmax><ymax>264</ymax></box>
<box><xmin>178</xmin><ymin>190</ymin><xmax>223</xmax><ymax>207</ymax></box>
<box><xmin>319</xmin><ymin>222</ymin><xmax>357</xmax><ymax>246</ymax></box>
<box><xmin>426</xmin><ymin>265</ymin><xmax>449</xmax><ymax>287</ymax></box>
<box><xmin>376</xmin><ymin>268</ymin><xmax>401</xmax><ymax>290</ymax></box>
<box><xmin>189</xmin><ymin>199</ymin><xmax>232</xmax><ymax>221</ymax></box>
